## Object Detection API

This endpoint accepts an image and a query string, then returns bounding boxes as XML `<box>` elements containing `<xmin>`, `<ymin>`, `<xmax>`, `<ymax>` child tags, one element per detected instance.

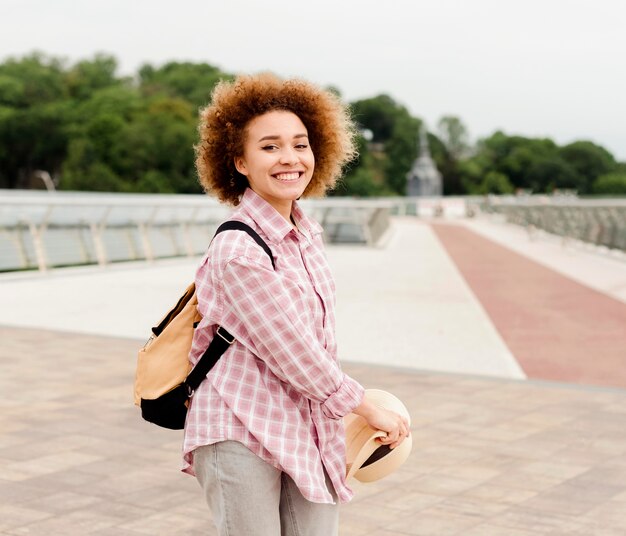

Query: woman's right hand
<box><xmin>352</xmin><ymin>398</ymin><xmax>410</xmax><ymax>450</ymax></box>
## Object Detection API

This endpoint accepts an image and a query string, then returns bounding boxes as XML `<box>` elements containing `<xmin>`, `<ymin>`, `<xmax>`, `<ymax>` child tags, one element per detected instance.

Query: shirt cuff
<box><xmin>320</xmin><ymin>374</ymin><xmax>365</xmax><ymax>420</ymax></box>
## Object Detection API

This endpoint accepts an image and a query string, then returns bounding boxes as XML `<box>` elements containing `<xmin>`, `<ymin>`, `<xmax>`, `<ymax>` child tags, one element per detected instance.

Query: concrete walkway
<box><xmin>0</xmin><ymin>218</ymin><xmax>526</xmax><ymax>379</ymax></box>
<box><xmin>2</xmin><ymin>214</ymin><xmax>626</xmax><ymax>534</ymax></box>
<box><xmin>1</xmin><ymin>215</ymin><xmax>624</xmax><ymax>383</ymax></box>
<box><xmin>461</xmin><ymin>216</ymin><xmax>626</xmax><ymax>305</ymax></box>
<box><xmin>432</xmin><ymin>222</ymin><xmax>626</xmax><ymax>389</ymax></box>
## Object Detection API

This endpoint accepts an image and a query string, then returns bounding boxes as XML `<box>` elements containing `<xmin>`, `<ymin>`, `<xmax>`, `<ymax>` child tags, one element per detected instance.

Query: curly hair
<box><xmin>195</xmin><ymin>72</ymin><xmax>358</xmax><ymax>205</ymax></box>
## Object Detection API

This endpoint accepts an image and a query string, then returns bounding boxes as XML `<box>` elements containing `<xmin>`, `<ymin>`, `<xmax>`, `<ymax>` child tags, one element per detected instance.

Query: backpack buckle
<box><xmin>216</xmin><ymin>326</ymin><xmax>235</xmax><ymax>345</ymax></box>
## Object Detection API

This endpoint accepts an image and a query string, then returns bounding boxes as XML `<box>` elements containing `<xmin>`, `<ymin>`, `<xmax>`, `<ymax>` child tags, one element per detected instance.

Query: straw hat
<box><xmin>344</xmin><ymin>389</ymin><xmax>412</xmax><ymax>483</ymax></box>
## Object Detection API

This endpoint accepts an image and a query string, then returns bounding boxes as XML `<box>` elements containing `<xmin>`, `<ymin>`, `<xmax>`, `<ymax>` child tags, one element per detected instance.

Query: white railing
<box><xmin>481</xmin><ymin>195</ymin><xmax>626</xmax><ymax>251</ymax></box>
<box><xmin>0</xmin><ymin>191</ymin><xmax>229</xmax><ymax>272</ymax></box>
<box><xmin>0</xmin><ymin>190</ymin><xmax>399</xmax><ymax>272</ymax></box>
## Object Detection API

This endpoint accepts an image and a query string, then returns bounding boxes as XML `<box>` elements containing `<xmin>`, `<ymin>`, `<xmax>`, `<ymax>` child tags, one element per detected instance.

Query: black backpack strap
<box><xmin>213</xmin><ymin>220</ymin><xmax>275</xmax><ymax>270</ymax></box>
<box><xmin>185</xmin><ymin>326</ymin><xmax>235</xmax><ymax>392</ymax></box>
<box><xmin>185</xmin><ymin>220</ymin><xmax>275</xmax><ymax>393</ymax></box>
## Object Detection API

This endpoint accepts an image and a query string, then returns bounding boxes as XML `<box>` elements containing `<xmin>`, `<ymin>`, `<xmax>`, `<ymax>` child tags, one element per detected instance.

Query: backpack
<box><xmin>134</xmin><ymin>221</ymin><xmax>275</xmax><ymax>430</ymax></box>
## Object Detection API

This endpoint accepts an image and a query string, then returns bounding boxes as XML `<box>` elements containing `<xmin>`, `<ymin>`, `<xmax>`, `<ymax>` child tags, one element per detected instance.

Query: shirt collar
<box><xmin>291</xmin><ymin>198</ymin><xmax>324</xmax><ymax>237</ymax></box>
<box><xmin>236</xmin><ymin>188</ymin><xmax>323</xmax><ymax>244</ymax></box>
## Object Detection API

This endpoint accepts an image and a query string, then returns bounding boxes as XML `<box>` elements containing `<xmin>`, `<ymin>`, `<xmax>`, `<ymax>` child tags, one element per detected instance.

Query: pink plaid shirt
<box><xmin>182</xmin><ymin>188</ymin><xmax>365</xmax><ymax>504</ymax></box>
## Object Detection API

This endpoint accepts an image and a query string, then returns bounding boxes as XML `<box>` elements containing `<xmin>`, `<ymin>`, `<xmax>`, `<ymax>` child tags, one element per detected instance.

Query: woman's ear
<box><xmin>234</xmin><ymin>156</ymin><xmax>247</xmax><ymax>176</ymax></box>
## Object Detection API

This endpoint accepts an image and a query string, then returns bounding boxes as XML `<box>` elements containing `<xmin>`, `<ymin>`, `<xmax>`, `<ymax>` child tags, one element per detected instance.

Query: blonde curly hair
<box><xmin>195</xmin><ymin>72</ymin><xmax>357</xmax><ymax>205</ymax></box>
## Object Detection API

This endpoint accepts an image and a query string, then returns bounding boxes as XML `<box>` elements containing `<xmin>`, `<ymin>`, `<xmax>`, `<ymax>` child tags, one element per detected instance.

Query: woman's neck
<box><xmin>275</xmin><ymin>202</ymin><xmax>293</xmax><ymax>223</ymax></box>
<box><xmin>251</xmin><ymin>189</ymin><xmax>294</xmax><ymax>224</ymax></box>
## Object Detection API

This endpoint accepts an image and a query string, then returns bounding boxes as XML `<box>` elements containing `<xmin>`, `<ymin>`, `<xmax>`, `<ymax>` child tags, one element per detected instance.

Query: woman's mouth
<box><xmin>273</xmin><ymin>172</ymin><xmax>302</xmax><ymax>182</ymax></box>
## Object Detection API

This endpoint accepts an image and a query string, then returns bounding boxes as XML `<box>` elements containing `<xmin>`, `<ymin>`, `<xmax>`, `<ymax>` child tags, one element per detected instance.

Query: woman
<box><xmin>183</xmin><ymin>73</ymin><xmax>409</xmax><ymax>535</ymax></box>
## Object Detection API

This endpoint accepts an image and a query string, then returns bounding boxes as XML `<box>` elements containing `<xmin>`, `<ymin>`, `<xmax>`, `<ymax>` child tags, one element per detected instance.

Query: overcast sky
<box><xmin>2</xmin><ymin>0</ymin><xmax>625</xmax><ymax>159</ymax></box>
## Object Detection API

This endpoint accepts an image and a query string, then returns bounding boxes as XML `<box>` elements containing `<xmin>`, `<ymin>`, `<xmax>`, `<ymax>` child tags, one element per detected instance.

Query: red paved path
<box><xmin>431</xmin><ymin>223</ymin><xmax>626</xmax><ymax>389</ymax></box>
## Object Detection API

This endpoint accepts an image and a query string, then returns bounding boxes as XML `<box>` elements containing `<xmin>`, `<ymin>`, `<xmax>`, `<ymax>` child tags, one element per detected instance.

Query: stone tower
<box><xmin>406</xmin><ymin>126</ymin><xmax>443</xmax><ymax>196</ymax></box>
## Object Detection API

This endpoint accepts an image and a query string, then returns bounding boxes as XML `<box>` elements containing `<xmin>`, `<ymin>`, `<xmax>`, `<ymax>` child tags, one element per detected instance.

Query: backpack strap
<box><xmin>185</xmin><ymin>326</ymin><xmax>236</xmax><ymax>393</ymax></box>
<box><xmin>185</xmin><ymin>220</ymin><xmax>274</xmax><ymax>394</ymax></box>
<box><xmin>213</xmin><ymin>220</ymin><xmax>276</xmax><ymax>269</ymax></box>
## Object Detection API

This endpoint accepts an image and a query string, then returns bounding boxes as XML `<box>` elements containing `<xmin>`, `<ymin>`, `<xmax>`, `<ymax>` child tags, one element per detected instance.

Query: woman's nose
<box><xmin>279</xmin><ymin>147</ymin><xmax>298</xmax><ymax>165</ymax></box>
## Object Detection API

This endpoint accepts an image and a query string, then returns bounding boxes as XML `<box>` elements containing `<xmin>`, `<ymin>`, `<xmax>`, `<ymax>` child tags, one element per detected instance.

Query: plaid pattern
<box><xmin>182</xmin><ymin>188</ymin><xmax>364</xmax><ymax>504</ymax></box>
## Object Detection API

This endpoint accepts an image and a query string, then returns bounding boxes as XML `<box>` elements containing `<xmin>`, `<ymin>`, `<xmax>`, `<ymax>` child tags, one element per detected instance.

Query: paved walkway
<box><xmin>432</xmin><ymin>222</ymin><xmax>626</xmax><ymax>389</ymax></box>
<box><xmin>1</xmin><ymin>326</ymin><xmax>626</xmax><ymax>535</ymax></box>
<box><xmin>2</xmin><ymin>215</ymin><xmax>626</xmax><ymax>534</ymax></box>
<box><xmin>462</xmin><ymin>217</ymin><xmax>626</xmax><ymax>305</ymax></box>
<box><xmin>0</xmin><ymin>218</ymin><xmax>527</xmax><ymax>379</ymax></box>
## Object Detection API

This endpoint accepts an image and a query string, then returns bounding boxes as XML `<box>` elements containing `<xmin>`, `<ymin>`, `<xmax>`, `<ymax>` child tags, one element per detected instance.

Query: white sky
<box><xmin>2</xmin><ymin>0</ymin><xmax>625</xmax><ymax>159</ymax></box>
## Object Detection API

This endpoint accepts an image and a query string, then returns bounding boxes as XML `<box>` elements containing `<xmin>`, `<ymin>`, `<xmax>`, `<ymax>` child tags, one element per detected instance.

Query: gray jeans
<box><xmin>193</xmin><ymin>441</ymin><xmax>339</xmax><ymax>536</ymax></box>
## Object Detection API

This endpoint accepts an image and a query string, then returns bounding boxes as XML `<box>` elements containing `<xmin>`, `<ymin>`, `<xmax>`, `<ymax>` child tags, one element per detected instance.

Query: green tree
<box><xmin>558</xmin><ymin>141</ymin><xmax>617</xmax><ymax>194</ymax></box>
<box><xmin>7</xmin><ymin>52</ymin><xmax>622</xmax><ymax>198</ymax></box>
<box><xmin>63</xmin><ymin>160</ymin><xmax>125</xmax><ymax>192</ymax></box>
<box><xmin>487</xmin><ymin>134</ymin><xmax>558</xmax><ymax>190</ymax></box>
<box><xmin>437</xmin><ymin>115</ymin><xmax>469</xmax><ymax>160</ymax></box>
<box><xmin>0</xmin><ymin>75</ymin><xmax>24</xmax><ymax>106</ymax></box>
<box><xmin>57</xmin><ymin>85</ymin><xmax>143</xmax><ymax>191</ymax></box>
<box><xmin>477</xmin><ymin>171</ymin><xmax>514</xmax><ymax>194</ymax></box>
<box><xmin>459</xmin><ymin>131</ymin><xmax>585</xmax><ymax>194</ymax></box>
<box><xmin>350</xmin><ymin>95</ymin><xmax>404</xmax><ymax>143</ymax></box>
<box><xmin>139</xmin><ymin>61</ymin><xmax>230</xmax><ymax>109</ymax></box>
<box><xmin>332</xmin><ymin>133</ymin><xmax>395</xmax><ymax>197</ymax></box>
<box><xmin>384</xmin><ymin>114</ymin><xmax>421</xmax><ymax>195</ymax></box>
<box><xmin>457</xmin><ymin>157</ymin><xmax>486</xmax><ymax>194</ymax></box>
<box><xmin>526</xmin><ymin>156</ymin><xmax>583</xmax><ymax>192</ymax></box>
<box><xmin>0</xmin><ymin>101</ymin><xmax>71</xmax><ymax>188</ymax></box>
<box><xmin>334</xmin><ymin>166</ymin><xmax>382</xmax><ymax>197</ymax></box>
<box><xmin>73</xmin><ymin>85</ymin><xmax>142</xmax><ymax>121</ymax></box>
<box><xmin>65</xmin><ymin>54</ymin><xmax>122</xmax><ymax>100</ymax></box>
<box><xmin>0</xmin><ymin>54</ymin><xmax>72</xmax><ymax>187</ymax></box>
<box><xmin>109</xmin><ymin>96</ymin><xmax>199</xmax><ymax>193</ymax></box>
<box><xmin>0</xmin><ymin>52</ymin><xmax>67</xmax><ymax>107</ymax></box>
<box><xmin>348</xmin><ymin>95</ymin><xmax>424</xmax><ymax>195</ymax></box>
<box><xmin>592</xmin><ymin>172</ymin><xmax>626</xmax><ymax>195</ymax></box>
<box><xmin>432</xmin><ymin>116</ymin><xmax>470</xmax><ymax>195</ymax></box>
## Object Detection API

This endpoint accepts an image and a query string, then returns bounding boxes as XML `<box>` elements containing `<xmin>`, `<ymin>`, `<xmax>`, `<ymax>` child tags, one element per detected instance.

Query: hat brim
<box><xmin>344</xmin><ymin>389</ymin><xmax>412</xmax><ymax>483</ymax></box>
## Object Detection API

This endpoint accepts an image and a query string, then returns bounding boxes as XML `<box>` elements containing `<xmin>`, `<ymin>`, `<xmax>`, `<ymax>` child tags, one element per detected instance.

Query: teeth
<box><xmin>274</xmin><ymin>172</ymin><xmax>300</xmax><ymax>181</ymax></box>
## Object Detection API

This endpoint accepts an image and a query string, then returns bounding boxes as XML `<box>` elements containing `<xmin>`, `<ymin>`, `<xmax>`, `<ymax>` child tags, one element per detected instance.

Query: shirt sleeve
<box><xmin>220</xmin><ymin>254</ymin><xmax>364</xmax><ymax>419</ymax></box>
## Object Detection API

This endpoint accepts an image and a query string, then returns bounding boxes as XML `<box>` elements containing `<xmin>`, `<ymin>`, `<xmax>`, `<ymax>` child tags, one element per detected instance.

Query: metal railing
<box><xmin>6</xmin><ymin>189</ymin><xmax>622</xmax><ymax>272</ymax></box>
<box><xmin>0</xmin><ymin>191</ymin><xmax>228</xmax><ymax>272</ymax></box>
<box><xmin>481</xmin><ymin>196</ymin><xmax>626</xmax><ymax>251</ymax></box>
<box><xmin>0</xmin><ymin>190</ymin><xmax>396</xmax><ymax>272</ymax></box>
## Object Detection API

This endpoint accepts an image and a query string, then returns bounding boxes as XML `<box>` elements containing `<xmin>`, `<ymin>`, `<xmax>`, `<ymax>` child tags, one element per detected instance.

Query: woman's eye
<box><xmin>295</xmin><ymin>144</ymin><xmax>308</xmax><ymax>149</ymax></box>
<box><xmin>261</xmin><ymin>145</ymin><xmax>278</xmax><ymax>151</ymax></box>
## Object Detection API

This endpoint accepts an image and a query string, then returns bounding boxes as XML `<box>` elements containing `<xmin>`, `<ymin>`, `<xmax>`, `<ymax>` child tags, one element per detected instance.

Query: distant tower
<box><xmin>406</xmin><ymin>126</ymin><xmax>443</xmax><ymax>196</ymax></box>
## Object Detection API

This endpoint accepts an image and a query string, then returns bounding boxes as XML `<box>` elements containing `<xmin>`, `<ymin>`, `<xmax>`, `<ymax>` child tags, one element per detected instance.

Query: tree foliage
<box><xmin>350</xmin><ymin>95</ymin><xmax>403</xmax><ymax>143</ymax></box>
<box><xmin>346</xmin><ymin>95</ymin><xmax>423</xmax><ymax>196</ymax></box>
<box><xmin>456</xmin><ymin>131</ymin><xmax>621</xmax><ymax>195</ymax></box>
<box><xmin>437</xmin><ymin>115</ymin><xmax>469</xmax><ymax>160</ymax></box>
<box><xmin>1</xmin><ymin>52</ymin><xmax>624</xmax><ymax>195</ymax></box>
<box><xmin>592</xmin><ymin>172</ymin><xmax>626</xmax><ymax>195</ymax></box>
<box><xmin>558</xmin><ymin>141</ymin><xmax>616</xmax><ymax>194</ymax></box>
<box><xmin>139</xmin><ymin>61</ymin><xmax>231</xmax><ymax>109</ymax></box>
<box><xmin>0</xmin><ymin>53</ymin><xmax>229</xmax><ymax>191</ymax></box>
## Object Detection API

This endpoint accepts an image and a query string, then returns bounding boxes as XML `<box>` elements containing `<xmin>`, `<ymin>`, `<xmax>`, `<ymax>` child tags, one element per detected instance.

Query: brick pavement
<box><xmin>2</xmin><ymin>326</ymin><xmax>626</xmax><ymax>535</ymax></box>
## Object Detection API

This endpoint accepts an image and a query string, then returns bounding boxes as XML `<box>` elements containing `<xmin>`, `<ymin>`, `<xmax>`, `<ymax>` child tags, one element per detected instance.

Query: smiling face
<box><xmin>234</xmin><ymin>110</ymin><xmax>315</xmax><ymax>221</ymax></box>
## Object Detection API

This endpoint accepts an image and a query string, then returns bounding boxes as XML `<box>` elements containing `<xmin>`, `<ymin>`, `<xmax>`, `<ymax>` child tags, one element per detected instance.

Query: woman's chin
<box><xmin>272</xmin><ymin>182</ymin><xmax>308</xmax><ymax>199</ymax></box>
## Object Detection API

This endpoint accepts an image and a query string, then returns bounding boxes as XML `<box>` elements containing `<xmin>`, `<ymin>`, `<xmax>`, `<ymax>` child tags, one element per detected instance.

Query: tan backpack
<box><xmin>134</xmin><ymin>221</ymin><xmax>274</xmax><ymax>429</ymax></box>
